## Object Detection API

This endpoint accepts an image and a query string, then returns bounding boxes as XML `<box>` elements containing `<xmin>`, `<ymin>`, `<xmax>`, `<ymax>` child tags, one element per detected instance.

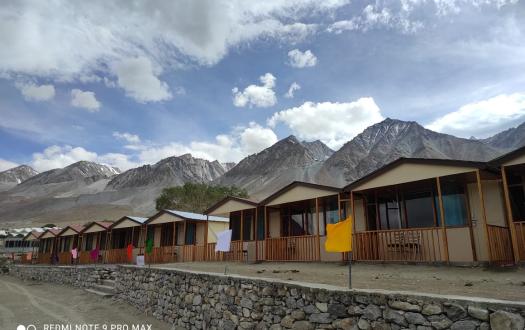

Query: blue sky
<box><xmin>1</xmin><ymin>0</ymin><xmax>524</xmax><ymax>172</ymax></box>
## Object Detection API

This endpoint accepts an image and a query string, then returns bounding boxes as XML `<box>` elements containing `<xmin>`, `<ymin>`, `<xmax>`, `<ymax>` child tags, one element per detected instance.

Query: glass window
<box><xmin>441</xmin><ymin>182</ymin><xmax>468</xmax><ymax>227</ymax></box>
<box><xmin>404</xmin><ymin>191</ymin><xmax>436</xmax><ymax>228</ymax></box>
<box><xmin>366</xmin><ymin>196</ymin><xmax>378</xmax><ymax>230</ymax></box>
<box><xmin>243</xmin><ymin>210</ymin><xmax>253</xmax><ymax>241</ymax></box>
<box><xmin>185</xmin><ymin>223</ymin><xmax>196</xmax><ymax>245</ymax></box>
<box><xmin>230</xmin><ymin>212</ymin><xmax>241</xmax><ymax>241</ymax></box>
<box><xmin>507</xmin><ymin>172</ymin><xmax>525</xmax><ymax>221</ymax></box>
<box><xmin>325</xmin><ymin>197</ymin><xmax>339</xmax><ymax>225</ymax></box>
<box><xmin>175</xmin><ymin>223</ymin><xmax>183</xmax><ymax>245</ymax></box>
<box><xmin>160</xmin><ymin>223</ymin><xmax>173</xmax><ymax>246</ymax></box>
<box><xmin>256</xmin><ymin>208</ymin><xmax>265</xmax><ymax>240</ymax></box>
<box><xmin>377</xmin><ymin>196</ymin><xmax>401</xmax><ymax>229</ymax></box>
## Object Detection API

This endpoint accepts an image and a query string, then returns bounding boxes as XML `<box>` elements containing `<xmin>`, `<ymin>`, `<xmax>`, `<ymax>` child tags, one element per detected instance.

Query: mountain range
<box><xmin>1</xmin><ymin>118</ymin><xmax>524</xmax><ymax>226</ymax></box>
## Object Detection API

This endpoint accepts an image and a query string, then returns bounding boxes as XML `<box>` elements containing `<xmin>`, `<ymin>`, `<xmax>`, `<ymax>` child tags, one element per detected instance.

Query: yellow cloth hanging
<box><xmin>324</xmin><ymin>217</ymin><xmax>353</xmax><ymax>252</ymax></box>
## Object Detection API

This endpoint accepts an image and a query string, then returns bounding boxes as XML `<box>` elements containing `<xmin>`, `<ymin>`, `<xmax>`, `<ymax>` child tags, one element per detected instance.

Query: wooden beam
<box><xmin>255</xmin><ymin>208</ymin><xmax>259</xmax><ymax>262</ymax></box>
<box><xmin>463</xmin><ymin>183</ymin><xmax>478</xmax><ymax>262</ymax></box>
<box><xmin>205</xmin><ymin>216</ymin><xmax>209</xmax><ymax>261</ymax></box>
<box><xmin>350</xmin><ymin>192</ymin><xmax>356</xmax><ymax>262</ymax></box>
<box><xmin>316</xmin><ymin>197</ymin><xmax>321</xmax><ymax>261</ymax></box>
<box><xmin>476</xmin><ymin>170</ymin><xmax>492</xmax><ymax>263</ymax></box>
<box><xmin>501</xmin><ymin>166</ymin><xmax>520</xmax><ymax>264</ymax></box>
<box><xmin>436</xmin><ymin>177</ymin><xmax>450</xmax><ymax>264</ymax></box>
<box><xmin>264</xmin><ymin>206</ymin><xmax>268</xmax><ymax>261</ymax></box>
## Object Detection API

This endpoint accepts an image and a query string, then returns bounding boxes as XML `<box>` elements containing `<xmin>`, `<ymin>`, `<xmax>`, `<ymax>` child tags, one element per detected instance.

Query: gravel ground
<box><xmin>156</xmin><ymin>261</ymin><xmax>525</xmax><ymax>301</ymax></box>
<box><xmin>0</xmin><ymin>275</ymin><xmax>169</xmax><ymax>330</ymax></box>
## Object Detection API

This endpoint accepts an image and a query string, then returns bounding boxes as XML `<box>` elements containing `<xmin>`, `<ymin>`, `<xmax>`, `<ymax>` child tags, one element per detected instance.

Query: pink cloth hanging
<box><xmin>90</xmin><ymin>248</ymin><xmax>99</xmax><ymax>261</ymax></box>
<box><xmin>71</xmin><ymin>248</ymin><xmax>78</xmax><ymax>259</ymax></box>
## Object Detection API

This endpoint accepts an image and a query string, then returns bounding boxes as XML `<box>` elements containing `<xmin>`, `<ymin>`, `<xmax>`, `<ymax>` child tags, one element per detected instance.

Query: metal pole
<box><xmin>348</xmin><ymin>252</ymin><xmax>352</xmax><ymax>289</ymax></box>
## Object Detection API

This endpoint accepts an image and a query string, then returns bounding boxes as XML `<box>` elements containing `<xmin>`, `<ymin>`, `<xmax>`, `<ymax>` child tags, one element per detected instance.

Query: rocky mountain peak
<box><xmin>301</xmin><ymin>140</ymin><xmax>334</xmax><ymax>161</ymax></box>
<box><xmin>106</xmin><ymin>153</ymin><xmax>225</xmax><ymax>190</ymax></box>
<box><xmin>17</xmin><ymin>161</ymin><xmax>119</xmax><ymax>188</ymax></box>
<box><xmin>482</xmin><ymin>121</ymin><xmax>525</xmax><ymax>150</ymax></box>
<box><xmin>0</xmin><ymin>165</ymin><xmax>39</xmax><ymax>184</ymax></box>
<box><xmin>318</xmin><ymin>118</ymin><xmax>501</xmax><ymax>185</ymax></box>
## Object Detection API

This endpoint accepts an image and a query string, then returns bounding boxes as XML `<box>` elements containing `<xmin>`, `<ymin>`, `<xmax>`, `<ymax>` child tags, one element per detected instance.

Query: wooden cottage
<box><xmin>22</xmin><ymin>230</ymin><xmax>43</xmax><ymax>264</ymax></box>
<box><xmin>491</xmin><ymin>146</ymin><xmax>525</xmax><ymax>263</ymax></box>
<box><xmin>56</xmin><ymin>224</ymin><xmax>84</xmax><ymax>265</ymax></box>
<box><xmin>343</xmin><ymin>158</ymin><xmax>511</xmax><ymax>265</ymax></box>
<box><xmin>144</xmin><ymin>209</ymin><xmax>229</xmax><ymax>263</ymax></box>
<box><xmin>37</xmin><ymin>228</ymin><xmax>61</xmax><ymax>264</ymax></box>
<box><xmin>106</xmin><ymin>216</ymin><xmax>147</xmax><ymax>264</ymax></box>
<box><xmin>206</xmin><ymin>181</ymin><xmax>343</xmax><ymax>262</ymax></box>
<box><xmin>79</xmin><ymin>221</ymin><xmax>112</xmax><ymax>264</ymax></box>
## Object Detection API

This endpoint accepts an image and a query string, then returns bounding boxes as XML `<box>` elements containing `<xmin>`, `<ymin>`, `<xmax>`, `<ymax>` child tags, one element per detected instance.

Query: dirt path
<box><xmin>0</xmin><ymin>275</ymin><xmax>169</xmax><ymax>330</ymax></box>
<box><xmin>158</xmin><ymin>262</ymin><xmax>525</xmax><ymax>301</ymax></box>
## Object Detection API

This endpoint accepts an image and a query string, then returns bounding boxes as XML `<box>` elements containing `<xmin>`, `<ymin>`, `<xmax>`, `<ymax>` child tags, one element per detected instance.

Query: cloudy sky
<box><xmin>1</xmin><ymin>0</ymin><xmax>524</xmax><ymax>172</ymax></box>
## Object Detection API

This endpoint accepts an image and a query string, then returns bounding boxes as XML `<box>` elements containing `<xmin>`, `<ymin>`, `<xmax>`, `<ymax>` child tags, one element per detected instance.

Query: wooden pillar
<box><xmin>501</xmin><ymin>166</ymin><xmax>519</xmax><ymax>263</ymax></box>
<box><xmin>476</xmin><ymin>170</ymin><xmax>492</xmax><ymax>263</ymax></box>
<box><xmin>105</xmin><ymin>229</ymin><xmax>111</xmax><ymax>263</ymax></box>
<box><xmin>264</xmin><ymin>206</ymin><xmax>268</xmax><ymax>261</ymax></box>
<box><xmin>240</xmin><ymin>209</ymin><xmax>244</xmax><ymax>261</ymax></box>
<box><xmin>436</xmin><ymin>177</ymin><xmax>450</xmax><ymax>264</ymax></box>
<box><xmin>463</xmin><ymin>184</ymin><xmax>478</xmax><ymax>262</ymax></box>
<box><xmin>255</xmin><ymin>208</ymin><xmax>259</xmax><ymax>262</ymax></box>
<box><xmin>205</xmin><ymin>216</ymin><xmax>209</xmax><ymax>261</ymax></box>
<box><xmin>183</xmin><ymin>219</ymin><xmax>187</xmax><ymax>262</ymax></box>
<box><xmin>316</xmin><ymin>197</ymin><xmax>321</xmax><ymax>261</ymax></box>
<box><xmin>350</xmin><ymin>192</ymin><xmax>356</xmax><ymax>262</ymax></box>
<box><xmin>172</xmin><ymin>221</ymin><xmax>177</xmax><ymax>261</ymax></box>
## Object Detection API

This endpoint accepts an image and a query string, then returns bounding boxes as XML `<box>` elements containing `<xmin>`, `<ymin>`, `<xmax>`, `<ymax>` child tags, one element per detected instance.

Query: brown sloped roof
<box><xmin>260</xmin><ymin>181</ymin><xmax>341</xmax><ymax>206</ymax></box>
<box><xmin>343</xmin><ymin>157</ymin><xmax>487</xmax><ymax>192</ymax></box>
<box><xmin>203</xmin><ymin>196</ymin><xmax>259</xmax><ymax>215</ymax></box>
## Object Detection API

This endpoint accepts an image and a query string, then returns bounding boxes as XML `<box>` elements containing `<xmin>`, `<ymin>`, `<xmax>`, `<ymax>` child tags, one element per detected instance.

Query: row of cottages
<box><xmin>27</xmin><ymin>211</ymin><xmax>228</xmax><ymax>265</ymax></box>
<box><xmin>205</xmin><ymin>147</ymin><xmax>525</xmax><ymax>266</ymax></box>
<box><xmin>23</xmin><ymin>145</ymin><xmax>525</xmax><ymax>266</ymax></box>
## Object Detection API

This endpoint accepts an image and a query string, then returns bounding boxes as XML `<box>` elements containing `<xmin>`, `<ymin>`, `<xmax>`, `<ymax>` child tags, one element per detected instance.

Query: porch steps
<box><xmin>84</xmin><ymin>280</ymin><xmax>116</xmax><ymax>298</ymax></box>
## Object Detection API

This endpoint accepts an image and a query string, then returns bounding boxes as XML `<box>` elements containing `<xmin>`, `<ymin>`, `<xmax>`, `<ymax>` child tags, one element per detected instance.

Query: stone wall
<box><xmin>9</xmin><ymin>265</ymin><xmax>525</xmax><ymax>330</ymax></box>
<box><xmin>9</xmin><ymin>264</ymin><xmax>116</xmax><ymax>288</ymax></box>
<box><xmin>115</xmin><ymin>266</ymin><xmax>525</xmax><ymax>330</ymax></box>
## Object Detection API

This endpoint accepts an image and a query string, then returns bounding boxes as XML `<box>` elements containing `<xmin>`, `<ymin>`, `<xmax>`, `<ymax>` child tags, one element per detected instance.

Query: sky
<box><xmin>1</xmin><ymin>0</ymin><xmax>525</xmax><ymax>172</ymax></box>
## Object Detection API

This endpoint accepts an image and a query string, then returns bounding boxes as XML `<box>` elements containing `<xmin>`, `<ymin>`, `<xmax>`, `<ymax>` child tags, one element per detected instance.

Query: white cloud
<box><xmin>30</xmin><ymin>145</ymin><xmax>138</xmax><ymax>172</ymax></box>
<box><xmin>239</xmin><ymin>122</ymin><xmax>278</xmax><ymax>154</ymax></box>
<box><xmin>233</xmin><ymin>73</ymin><xmax>277</xmax><ymax>108</ymax></box>
<box><xmin>138</xmin><ymin>122</ymin><xmax>277</xmax><ymax>163</ymax></box>
<box><xmin>71</xmin><ymin>89</ymin><xmax>101</xmax><ymax>112</ymax></box>
<box><xmin>327</xmin><ymin>4</ymin><xmax>423</xmax><ymax>34</ymax></box>
<box><xmin>426</xmin><ymin>92</ymin><xmax>525</xmax><ymax>138</ymax></box>
<box><xmin>287</xmin><ymin>49</ymin><xmax>317</xmax><ymax>68</ymax></box>
<box><xmin>113</xmin><ymin>131</ymin><xmax>141</xmax><ymax>144</ymax></box>
<box><xmin>112</xmin><ymin>57</ymin><xmax>172</xmax><ymax>103</ymax></box>
<box><xmin>0</xmin><ymin>159</ymin><xmax>19</xmax><ymax>172</ymax></box>
<box><xmin>0</xmin><ymin>1</ymin><xmax>345</xmax><ymax>81</ymax></box>
<box><xmin>28</xmin><ymin>121</ymin><xmax>278</xmax><ymax>172</ymax></box>
<box><xmin>31</xmin><ymin>145</ymin><xmax>98</xmax><ymax>172</ymax></box>
<box><xmin>284</xmin><ymin>82</ymin><xmax>301</xmax><ymax>98</ymax></box>
<box><xmin>15</xmin><ymin>82</ymin><xmax>55</xmax><ymax>101</ymax></box>
<box><xmin>268</xmin><ymin>98</ymin><xmax>384</xmax><ymax>149</ymax></box>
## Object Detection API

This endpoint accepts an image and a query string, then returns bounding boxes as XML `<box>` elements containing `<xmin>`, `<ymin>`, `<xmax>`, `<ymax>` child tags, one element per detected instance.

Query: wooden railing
<box><xmin>487</xmin><ymin>225</ymin><xmax>514</xmax><ymax>265</ymax></box>
<box><xmin>79</xmin><ymin>251</ymin><xmax>95</xmax><ymax>264</ymax></box>
<box><xmin>353</xmin><ymin>227</ymin><xmax>445</xmax><ymax>263</ymax></box>
<box><xmin>145</xmin><ymin>246</ymin><xmax>176</xmax><ymax>264</ymax></box>
<box><xmin>266</xmin><ymin>235</ymin><xmax>318</xmax><ymax>261</ymax></box>
<box><xmin>513</xmin><ymin>221</ymin><xmax>525</xmax><ymax>261</ymax></box>
<box><xmin>181</xmin><ymin>245</ymin><xmax>206</xmax><ymax>262</ymax></box>
<box><xmin>37</xmin><ymin>252</ymin><xmax>52</xmax><ymax>264</ymax></box>
<box><xmin>58</xmin><ymin>251</ymin><xmax>72</xmax><ymax>265</ymax></box>
<box><xmin>256</xmin><ymin>240</ymin><xmax>265</xmax><ymax>261</ymax></box>
<box><xmin>105</xmin><ymin>248</ymin><xmax>129</xmax><ymax>264</ymax></box>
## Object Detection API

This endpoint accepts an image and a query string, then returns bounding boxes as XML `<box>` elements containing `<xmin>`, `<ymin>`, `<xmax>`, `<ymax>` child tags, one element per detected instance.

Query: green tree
<box><xmin>155</xmin><ymin>183</ymin><xmax>248</xmax><ymax>213</ymax></box>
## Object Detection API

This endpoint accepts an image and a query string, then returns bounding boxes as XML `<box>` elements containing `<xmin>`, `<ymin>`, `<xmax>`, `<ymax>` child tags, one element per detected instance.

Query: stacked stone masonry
<box><xmin>9</xmin><ymin>265</ymin><xmax>525</xmax><ymax>330</ymax></box>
